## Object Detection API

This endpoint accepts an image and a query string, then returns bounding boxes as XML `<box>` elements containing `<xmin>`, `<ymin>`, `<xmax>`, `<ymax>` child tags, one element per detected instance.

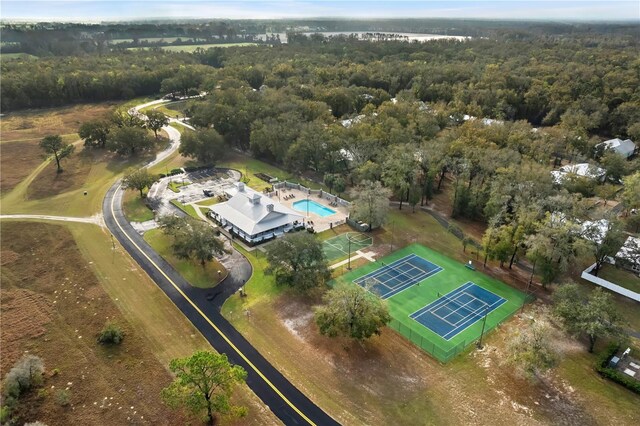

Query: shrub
<box><xmin>97</xmin><ymin>322</ymin><xmax>125</xmax><ymax>345</ymax></box>
<box><xmin>0</xmin><ymin>405</ymin><xmax>11</xmax><ymax>424</ymax></box>
<box><xmin>54</xmin><ymin>389</ymin><xmax>71</xmax><ymax>406</ymax></box>
<box><xmin>3</xmin><ymin>354</ymin><xmax>45</xmax><ymax>399</ymax></box>
<box><xmin>170</xmin><ymin>168</ymin><xmax>183</xmax><ymax>175</ymax></box>
<box><xmin>595</xmin><ymin>343</ymin><xmax>640</xmax><ymax>394</ymax></box>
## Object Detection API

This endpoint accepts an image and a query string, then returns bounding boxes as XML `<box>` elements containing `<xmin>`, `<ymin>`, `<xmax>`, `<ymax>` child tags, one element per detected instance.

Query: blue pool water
<box><xmin>292</xmin><ymin>199</ymin><xmax>336</xmax><ymax>217</ymax></box>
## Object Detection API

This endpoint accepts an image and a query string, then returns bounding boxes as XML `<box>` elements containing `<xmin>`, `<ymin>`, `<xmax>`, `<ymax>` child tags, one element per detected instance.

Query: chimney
<box><xmin>237</xmin><ymin>182</ymin><xmax>245</xmax><ymax>192</ymax></box>
<box><xmin>266</xmin><ymin>204</ymin><xmax>274</xmax><ymax>212</ymax></box>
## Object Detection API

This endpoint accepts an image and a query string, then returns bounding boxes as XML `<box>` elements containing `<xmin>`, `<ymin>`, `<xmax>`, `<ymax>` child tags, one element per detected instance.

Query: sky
<box><xmin>1</xmin><ymin>1</ymin><xmax>638</xmax><ymax>22</ymax></box>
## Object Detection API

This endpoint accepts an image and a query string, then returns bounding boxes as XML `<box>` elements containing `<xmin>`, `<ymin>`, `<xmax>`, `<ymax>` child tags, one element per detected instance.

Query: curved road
<box><xmin>103</xmin><ymin>115</ymin><xmax>339</xmax><ymax>425</ymax></box>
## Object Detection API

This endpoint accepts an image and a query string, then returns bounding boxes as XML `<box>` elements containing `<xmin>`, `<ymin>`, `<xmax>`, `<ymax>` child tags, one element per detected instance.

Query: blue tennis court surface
<box><xmin>353</xmin><ymin>254</ymin><xmax>442</xmax><ymax>299</ymax></box>
<box><xmin>410</xmin><ymin>282</ymin><xmax>507</xmax><ymax>340</ymax></box>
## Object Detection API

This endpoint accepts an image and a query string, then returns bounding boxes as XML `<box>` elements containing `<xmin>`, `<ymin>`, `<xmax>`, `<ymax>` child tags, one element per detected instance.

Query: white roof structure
<box><xmin>341</xmin><ymin>114</ymin><xmax>366</xmax><ymax>128</ymax></box>
<box><xmin>210</xmin><ymin>183</ymin><xmax>303</xmax><ymax>237</ymax></box>
<box><xmin>616</xmin><ymin>236</ymin><xmax>640</xmax><ymax>268</ymax></box>
<box><xmin>597</xmin><ymin>138</ymin><xmax>636</xmax><ymax>159</ymax></box>
<box><xmin>551</xmin><ymin>163</ymin><xmax>606</xmax><ymax>184</ymax></box>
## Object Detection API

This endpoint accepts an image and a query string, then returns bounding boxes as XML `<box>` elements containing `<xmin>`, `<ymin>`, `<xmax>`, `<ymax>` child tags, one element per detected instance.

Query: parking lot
<box><xmin>147</xmin><ymin>168</ymin><xmax>241</xmax><ymax>218</ymax></box>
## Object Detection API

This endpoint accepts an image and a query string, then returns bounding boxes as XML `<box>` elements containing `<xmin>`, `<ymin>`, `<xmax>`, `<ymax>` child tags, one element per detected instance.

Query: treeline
<box><xmin>0</xmin><ymin>52</ymin><xmax>211</xmax><ymax>110</ymax></box>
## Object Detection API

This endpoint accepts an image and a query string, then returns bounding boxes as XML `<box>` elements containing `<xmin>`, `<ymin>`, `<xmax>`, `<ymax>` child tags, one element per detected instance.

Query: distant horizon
<box><xmin>1</xmin><ymin>1</ymin><xmax>639</xmax><ymax>23</ymax></box>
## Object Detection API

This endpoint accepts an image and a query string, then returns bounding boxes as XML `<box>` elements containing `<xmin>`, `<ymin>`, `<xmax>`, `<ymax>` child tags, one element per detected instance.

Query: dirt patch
<box><xmin>25</xmin><ymin>147</ymin><xmax>94</xmax><ymax>199</ymax></box>
<box><xmin>0</xmin><ymin>250</ymin><xmax>20</xmax><ymax>265</ymax></box>
<box><xmin>0</xmin><ymin>221</ymin><xmax>189</xmax><ymax>425</ymax></box>
<box><xmin>0</xmin><ymin>289</ymin><xmax>54</xmax><ymax>372</ymax></box>
<box><xmin>0</xmin><ymin>103</ymin><xmax>115</xmax><ymax>143</ymax></box>
<box><xmin>0</xmin><ymin>141</ymin><xmax>45</xmax><ymax>192</ymax></box>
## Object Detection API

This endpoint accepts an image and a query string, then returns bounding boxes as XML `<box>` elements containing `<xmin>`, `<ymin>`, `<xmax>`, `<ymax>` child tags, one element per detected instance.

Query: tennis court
<box><xmin>323</xmin><ymin>232</ymin><xmax>373</xmax><ymax>261</ymax></box>
<box><xmin>410</xmin><ymin>282</ymin><xmax>506</xmax><ymax>340</ymax></box>
<box><xmin>353</xmin><ymin>254</ymin><xmax>442</xmax><ymax>299</ymax></box>
<box><xmin>333</xmin><ymin>243</ymin><xmax>527</xmax><ymax>362</ymax></box>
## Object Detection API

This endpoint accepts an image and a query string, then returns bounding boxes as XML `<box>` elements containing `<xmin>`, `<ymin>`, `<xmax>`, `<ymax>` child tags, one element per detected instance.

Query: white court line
<box><xmin>431</xmin><ymin>293</ymin><xmax>489</xmax><ymax>327</ymax></box>
<box><xmin>441</xmin><ymin>298</ymin><xmax>506</xmax><ymax>340</ymax></box>
<box><xmin>411</xmin><ymin>282</ymin><xmax>476</xmax><ymax>318</ymax></box>
<box><xmin>383</xmin><ymin>267</ymin><xmax>444</xmax><ymax>300</ymax></box>
<box><xmin>324</xmin><ymin>240</ymin><xmax>348</xmax><ymax>255</ymax></box>
<box><xmin>440</xmin><ymin>292</ymin><xmax>489</xmax><ymax>322</ymax></box>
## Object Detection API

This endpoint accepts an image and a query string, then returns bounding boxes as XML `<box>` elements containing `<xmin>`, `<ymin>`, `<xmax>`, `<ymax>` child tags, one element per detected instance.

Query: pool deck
<box><xmin>268</xmin><ymin>187</ymin><xmax>349</xmax><ymax>233</ymax></box>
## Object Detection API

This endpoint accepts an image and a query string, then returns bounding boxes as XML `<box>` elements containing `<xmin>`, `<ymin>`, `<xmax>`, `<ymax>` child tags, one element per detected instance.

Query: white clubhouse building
<box><xmin>208</xmin><ymin>182</ymin><xmax>304</xmax><ymax>244</ymax></box>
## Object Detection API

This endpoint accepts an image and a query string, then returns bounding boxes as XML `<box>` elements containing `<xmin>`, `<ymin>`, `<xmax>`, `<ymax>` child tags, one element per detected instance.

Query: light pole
<box><xmin>306</xmin><ymin>195</ymin><xmax>309</xmax><ymax>218</ymax></box>
<box><xmin>477</xmin><ymin>306</ymin><xmax>489</xmax><ymax>349</ymax></box>
<box><xmin>347</xmin><ymin>235</ymin><xmax>352</xmax><ymax>270</ymax></box>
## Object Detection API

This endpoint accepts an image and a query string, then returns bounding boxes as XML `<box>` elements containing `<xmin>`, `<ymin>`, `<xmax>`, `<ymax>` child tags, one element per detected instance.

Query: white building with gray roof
<box><xmin>208</xmin><ymin>182</ymin><xmax>304</xmax><ymax>244</ymax></box>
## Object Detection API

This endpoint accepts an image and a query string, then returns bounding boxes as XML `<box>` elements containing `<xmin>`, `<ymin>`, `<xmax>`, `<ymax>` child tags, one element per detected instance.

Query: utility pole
<box><xmin>347</xmin><ymin>235</ymin><xmax>352</xmax><ymax>270</ymax></box>
<box><xmin>477</xmin><ymin>306</ymin><xmax>489</xmax><ymax>349</ymax></box>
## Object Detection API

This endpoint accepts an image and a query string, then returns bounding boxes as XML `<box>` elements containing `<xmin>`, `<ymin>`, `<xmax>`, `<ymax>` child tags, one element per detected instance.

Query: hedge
<box><xmin>595</xmin><ymin>343</ymin><xmax>640</xmax><ymax>394</ymax></box>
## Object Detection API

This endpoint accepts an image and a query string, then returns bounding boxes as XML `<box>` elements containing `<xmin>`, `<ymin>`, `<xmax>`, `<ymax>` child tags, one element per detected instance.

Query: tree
<box><xmin>265</xmin><ymin>233</ymin><xmax>330</xmax><ymax>291</ymax></box>
<box><xmin>78</xmin><ymin>119</ymin><xmax>110</xmax><ymax>148</ymax></box>
<box><xmin>179</xmin><ymin>129</ymin><xmax>227</xmax><ymax>165</ymax></box>
<box><xmin>107</xmin><ymin>126</ymin><xmax>154</xmax><ymax>155</ymax></box>
<box><xmin>595</xmin><ymin>184</ymin><xmax>618</xmax><ymax>206</ymax></box>
<box><xmin>122</xmin><ymin>168</ymin><xmax>156</xmax><ymax>198</ymax></box>
<box><xmin>349</xmin><ymin>180</ymin><xmax>392</xmax><ymax>230</ymax></box>
<box><xmin>553</xmin><ymin>284</ymin><xmax>624</xmax><ymax>353</ymax></box>
<box><xmin>315</xmin><ymin>283</ymin><xmax>390</xmax><ymax>341</ymax></box>
<box><xmin>507</xmin><ymin>314</ymin><xmax>557</xmax><ymax>380</ymax></box>
<box><xmin>621</xmin><ymin>172</ymin><xmax>640</xmax><ymax>214</ymax></box>
<box><xmin>382</xmin><ymin>145</ymin><xmax>417</xmax><ymax>210</ymax></box>
<box><xmin>161</xmin><ymin>351</ymin><xmax>247</xmax><ymax>425</ymax></box>
<box><xmin>146</xmin><ymin>110</ymin><xmax>169</xmax><ymax>140</ymax></box>
<box><xmin>39</xmin><ymin>135</ymin><xmax>74</xmax><ymax>173</ymax></box>
<box><xmin>159</xmin><ymin>216</ymin><xmax>228</xmax><ymax>268</ymax></box>
<box><xmin>581</xmin><ymin>217</ymin><xmax>625</xmax><ymax>276</ymax></box>
<box><xmin>601</xmin><ymin>150</ymin><xmax>627</xmax><ymax>182</ymax></box>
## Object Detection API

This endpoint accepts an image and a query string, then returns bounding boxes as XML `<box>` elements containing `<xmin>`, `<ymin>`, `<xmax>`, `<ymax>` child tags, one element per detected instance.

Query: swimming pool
<box><xmin>292</xmin><ymin>199</ymin><xmax>336</xmax><ymax>217</ymax></box>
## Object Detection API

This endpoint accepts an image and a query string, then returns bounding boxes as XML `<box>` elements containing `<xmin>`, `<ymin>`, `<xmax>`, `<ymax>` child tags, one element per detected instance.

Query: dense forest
<box><xmin>3</xmin><ymin>21</ymin><xmax>640</xmax><ymax>285</ymax></box>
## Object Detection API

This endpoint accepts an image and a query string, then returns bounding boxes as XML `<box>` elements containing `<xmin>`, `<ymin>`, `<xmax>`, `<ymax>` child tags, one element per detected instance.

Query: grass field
<box><xmin>127</xmin><ymin>43</ymin><xmax>259</xmax><ymax>52</ymax></box>
<box><xmin>143</xmin><ymin>228</ymin><xmax>227</xmax><ymax>288</ymax></box>
<box><xmin>0</xmin><ymin>221</ymin><xmax>188</xmax><ymax>424</ymax></box>
<box><xmin>0</xmin><ymin>52</ymin><xmax>38</xmax><ymax>60</ymax></box>
<box><xmin>219</xmin><ymin>153</ymin><xmax>329</xmax><ymax>193</ymax></box>
<box><xmin>596</xmin><ymin>263</ymin><xmax>640</xmax><ymax>293</ymax></box>
<box><xmin>333</xmin><ymin>244</ymin><xmax>527</xmax><ymax>362</ymax></box>
<box><xmin>122</xmin><ymin>190</ymin><xmax>154</xmax><ymax>222</ymax></box>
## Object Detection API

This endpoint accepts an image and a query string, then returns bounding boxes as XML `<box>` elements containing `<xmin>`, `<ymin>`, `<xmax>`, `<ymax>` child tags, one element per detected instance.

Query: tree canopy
<box><xmin>553</xmin><ymin>284</ymin><xmax>625</xmax><ymax>353</ymax></box>
<box><xmin>265</xmin><ymin>233</ymin><xmax>330</xmax><ymax>291</ymax></box>
<box><xmin>161</xmin><ymin>351</ymin><xmax>247</xmax><ymax>425</ymax></box>
<box><xmin>315</xmin><ymin>283</ymin><xmax>391</xmax><ymax>341</ymax></box>
<box><xmin>39</xmin><ymin>135</ymin><xmax>75</xmax><ymax>173</ymax></box>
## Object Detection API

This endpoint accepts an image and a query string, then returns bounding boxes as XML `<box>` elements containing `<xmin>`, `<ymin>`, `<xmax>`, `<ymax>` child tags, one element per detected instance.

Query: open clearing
<box><xmin>223</xmin><ymin>209</ymin><xmax>640</xmax><ymax>425</ymax></box>
<box><xmin>128</xmin><ymin>43</ymin><xmax>259</xmax><ymax>52</ymax></box>
<box><xmin>0</xmin><ymin>103</ymin><xmax>115</xmax><ymax>193</ymax></box>
<box><xmin>0</xmin><ymin>220</ymin><xmax>279</xmax><ymax>425</ymax></box>
<box><xmin>0</xmin><ymin>221</ymin><xmax>188</xmax><ymax>425</ymax></box>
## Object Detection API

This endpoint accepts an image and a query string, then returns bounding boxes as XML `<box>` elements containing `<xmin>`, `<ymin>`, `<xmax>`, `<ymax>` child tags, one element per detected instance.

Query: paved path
<box><xmin>0</xmin><ymin>213</ymin><xmax>104</xmax><ymax>227</ymax></box>
<box><xmin>103</xmin><ymin>182</ymin><xmax>338</xmax><ymax>425</ymax></box>
<box><xmin>102</xmin><ymin>101</ymin><xmax>339</xmax><ymax>426</ymax></box>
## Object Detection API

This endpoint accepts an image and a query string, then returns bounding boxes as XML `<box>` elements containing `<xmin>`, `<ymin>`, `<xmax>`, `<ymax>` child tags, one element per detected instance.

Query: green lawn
<box><xmin>122</xmin><ymin>189</ymin><xmax>155</xmax><ymax>222</ymax></box>
<box><xmin>143</xmin><ymin>228</ymin><xmax>226</xmax><ymax>288</ymax></box>
<box><xmin>127</xmin><ymin>43</ymin><xmax>259</xmax><ymax>53</ymax></box>
<box><xmin>170</xmin><ymin>199</ymin><xmax>200</xmax><ymax>219</ymax></box>
<box><xmin>596</xmin><ymin>263</ymin><xmax>640</xmax><ymax>293</ymax></box>
<box><xmin>195</xmin><ymin>197</ymin><xmax>221</xmax><ymax>207</ymax></box>
<box><xmin>0</xmin><ymin>52</ymin><xmax>38</xmax><ymax>60</ymax></box>
<box><xmin>332</xmin><ymin>243</ymin><xmax>527</xmax><ymax>362</ymax></box>
<box><xmin>219</xmin><ymin>153</ymin><xmax>329</xmax><ymax>193</ymax></box>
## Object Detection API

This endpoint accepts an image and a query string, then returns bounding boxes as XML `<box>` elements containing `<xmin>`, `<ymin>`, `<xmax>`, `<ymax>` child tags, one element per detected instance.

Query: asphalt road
<box><xmin>102</xmin><ymin>182</ymin><xmax>339</xmax><ymax>426</ymax></box>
